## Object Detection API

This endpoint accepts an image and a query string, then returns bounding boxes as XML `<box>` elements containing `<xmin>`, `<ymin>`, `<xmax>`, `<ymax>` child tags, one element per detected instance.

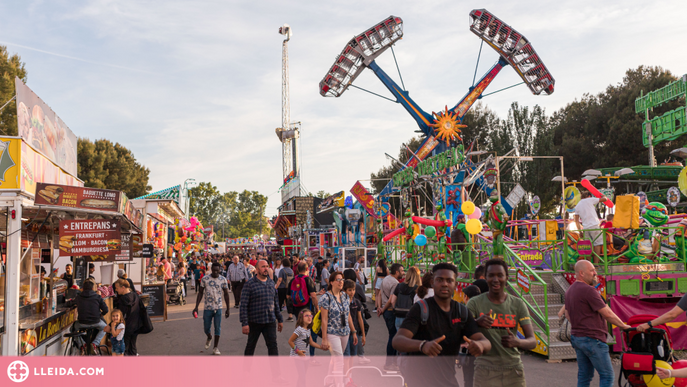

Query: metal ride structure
<box><xmin>318</xmin><ymin>10</ymin><xmax>555</xmax><ymax>217</ymax></box>
<box><xmin>318</xmin><ymin>10</ymin><xmax>569</xmax><ymax>360</ymax></box>
<box><xmin>276</xmin><ymin>24</ymin><xmax>302</xmax><ymax>203</ymax></box>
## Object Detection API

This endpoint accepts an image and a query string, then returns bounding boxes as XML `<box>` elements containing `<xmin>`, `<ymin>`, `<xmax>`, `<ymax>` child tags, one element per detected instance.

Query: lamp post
<box><xmin>183</xmin><ymin>178</ymin><xmax>196</xmax><ymax>219</ymax></box>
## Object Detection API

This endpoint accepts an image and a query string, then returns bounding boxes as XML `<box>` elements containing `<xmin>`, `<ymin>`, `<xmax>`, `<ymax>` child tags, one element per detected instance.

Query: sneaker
<box><xmin>213</xmin><ymin>347</ymin><xmax>221</xmax><ymax>355</ymax></box>
<box><xmin>383</xmin><ymin>364</ymin><xmax>399</xmax><ymax>372</ymax></box>
<box><xmin>205</xmin><ymin>337</ymin><xmax>212</xmax><ymax>349</ymax></box>
<box><xmin>358</xmin><ymin>356</ymin><xmax>371</xmax><ymax>364</ymax></box>
<box><xmin>234</xmin><ymin>305</ymin><xmax>240</xmax><ymax>309</ymax></box>
<box><xmin>310</xmin><ymin>359</ymin><xmax>321</xmax><ymax>366</ymax></box>
<box><xmin>287</xmin><ymin>316</ymin><xmax>294</xmax><ymax>322</ymax></box>
<box><xmin>372</xmin><ymin>308</ymin><xmax>377</xmax><ymax>313</ymax></box>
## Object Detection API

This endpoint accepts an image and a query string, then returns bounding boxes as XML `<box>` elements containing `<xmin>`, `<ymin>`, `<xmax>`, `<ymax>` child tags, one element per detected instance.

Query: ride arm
<box><xmin>368</xmin><ymin>60</ymin><xmax>434</xmax><ymax>135</ymax></box>
<box><xmin>450</xmin><ymin>57</ymin><xmax>509</xmax><ymax>118</ymax></box>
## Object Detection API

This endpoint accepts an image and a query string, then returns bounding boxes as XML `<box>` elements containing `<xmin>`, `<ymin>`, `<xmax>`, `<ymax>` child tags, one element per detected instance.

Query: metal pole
<box><xmin>3</xmin><ymin>200</ymin><xmax>22</xmax><ymax>355</ymax></box>
<box><xmin>646</xmin><ymin>112</ymin><xmax>655</xmax><ymax>167</ymax></box>
<box><xmin>496</xmin><ymin>153</ymin><xmax>501</xmax><ymax>199</ymax></box>
<box><xmin>560</xmin><ymin>157</ymin><xmax>565</xmax><ymax>219</ymax></box>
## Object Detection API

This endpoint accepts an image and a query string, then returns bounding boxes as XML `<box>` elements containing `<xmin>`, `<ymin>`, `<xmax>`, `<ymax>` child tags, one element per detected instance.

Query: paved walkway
<box><xmin>138</xmin><ymin>287</ymin><xmax>619</xmax><ymax>386</ymax></box>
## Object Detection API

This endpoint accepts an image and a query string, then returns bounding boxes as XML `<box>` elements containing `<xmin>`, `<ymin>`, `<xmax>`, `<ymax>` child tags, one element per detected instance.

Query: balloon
<box><xmin>415</xmin><ymin>234</ymin><xmax>427</xmax><ymax>246</ymax></box>
<box><xmin>461</xmin><ymin>201</ymin><xmax>475</xmax><ymax>215</ymax></box>
<box><xmin>466</xmin><ymin>219</ymin><xmax>483</xmax><ymax>235</ymax></box>
<box><xmin>672</xmin><ymin>360</ymin><xmax>687</xmax><ymax>387</ymax></box>
<box><xmin>643</xmin><ymin>360</ymin><xmax>674</xmax><ymax>387</ymax></box>
<box><xmin>425</xmin><ymin>226</ymin><xmax>436</xmax><ymax>238</ymax></box>
<box><xmin>469</xmin><ymin>207</ymin><xmax>482</xmax><ymax>220</ymax></box>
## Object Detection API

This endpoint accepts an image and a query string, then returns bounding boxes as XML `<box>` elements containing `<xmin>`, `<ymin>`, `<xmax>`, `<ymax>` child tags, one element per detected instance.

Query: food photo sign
<box><xmin>34</xmin><ymin>183</ymin><xmax>120</xmax><ymax>211</ymax></box>
<box><xmin>58</xmin><ymin>219</ymin><xmax>121</xmax><ymax>258</ymax></box>
<box><xmin>15</xmin><ymin>77</ymin><xmax>78</xmax><ymax>176</ymax></box>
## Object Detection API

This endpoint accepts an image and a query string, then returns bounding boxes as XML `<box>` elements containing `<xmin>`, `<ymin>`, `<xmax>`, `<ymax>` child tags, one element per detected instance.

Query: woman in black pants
<box><xmin>114</xmin><ymin>279</ymin><xmax>141</xmax><ymax>356</ymax></box>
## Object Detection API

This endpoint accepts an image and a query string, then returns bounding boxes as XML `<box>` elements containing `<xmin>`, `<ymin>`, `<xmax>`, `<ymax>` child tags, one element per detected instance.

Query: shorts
<box><xmin>375</xmin><ymin>277</ymin><xmax>384</xmax><ymax>290</ymax></box>
<box><xmin>474</xmin><ymin>363</ymin><xmax>525</xmax><ymax>387</ymax></box>
<box><xmin>586</xmin><ymin>229</ymin><xmax>604</xmax><ymax>246</ymax></box>
<box><xmin>111</xmin><ymin>338</ymin><xmax>125</xmax><ymax>354</ymax></box>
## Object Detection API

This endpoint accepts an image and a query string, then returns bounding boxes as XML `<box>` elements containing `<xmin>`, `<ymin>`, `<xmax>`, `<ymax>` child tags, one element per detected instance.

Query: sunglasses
<box><xmin>334</xmin><ymin>278</ymin><xmax>344</xmax><ymax>282</ymax></box>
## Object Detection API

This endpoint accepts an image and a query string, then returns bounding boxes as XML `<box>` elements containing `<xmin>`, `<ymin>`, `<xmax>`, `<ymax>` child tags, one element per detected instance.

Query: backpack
<box><xmin>417</xmin><ymin>298</ymin><xmax>468</xmax><ymax>326</ymax></box>
<box><xmin>290</xmin><ymin>275</ymin><xmax>311</xmax><ymax>308</ymax></box>
<box><xmin>394</xmin><ymin>284</ymin><xmax>417</xmax><ymax>318</ymax></box>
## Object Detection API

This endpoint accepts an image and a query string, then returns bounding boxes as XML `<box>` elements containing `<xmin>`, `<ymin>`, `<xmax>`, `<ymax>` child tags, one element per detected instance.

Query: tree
<box><xmin>315</xmin><ymin>190</ymin><xmax>330</xmax><ymax>199</ymax></box>
<box><xmin>0</xmin><ymin>46</ymin><xmax>28</xmax><ymax>136</ymax></box>
<box><xmin>552</xmin><ymin>66</ymin><xmax>680</xmax><ymax>179</ymax></box>
<box><xmin>77</xmin><ymin>138</ymin><xmax>152</xmax><ymax>198</ymax></box>
<box><xmin>189</xmin><ymin>183</ymin><xmax>268</xmax><ymax>239</ymax></box>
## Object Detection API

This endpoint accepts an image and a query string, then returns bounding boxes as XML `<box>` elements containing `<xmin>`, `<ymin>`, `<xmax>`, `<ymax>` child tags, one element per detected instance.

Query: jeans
<box><xmin>395</xmin><ymin>316</ymin><xmax>405</xmax><ymax>331</ymax></box>
<box><xmin>344</xmin><ymin>333</ymin><xmax>358</xmax><ymax>356</ymax></box>
<box><xmin>570</xmin><ymin>335</ymin><xmax>614</xmax><ymax>387</ymax></box>
<box><xmin>309</xmin><ymin>329</ymin><xmax>319</xmax><ymax>356</ymax></box>
<box><xmin>74</xmin><ymin>320</ymin><xmax>107</xmax><ymax>346</ymax></box>
<box><xmin>383</xmin><ymin>310</ymin><xmax>397</xmax><ymax>365</ymax></box>
<box><xmin>203</xmin><ymin>309</ymin><xmax>222</xmax><ymax>337</ymax></box>
<box><xmin>244</xmin><ymin>321</ymin><xmax>279</xmax><ymax>356</ymax></box>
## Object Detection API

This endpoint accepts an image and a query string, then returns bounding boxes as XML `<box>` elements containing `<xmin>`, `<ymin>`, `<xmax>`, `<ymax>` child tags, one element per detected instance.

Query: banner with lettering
<box><xmin>350</xmin><ymin>181</ymin><xmax>377</xmax><ymax>218</ymax></box>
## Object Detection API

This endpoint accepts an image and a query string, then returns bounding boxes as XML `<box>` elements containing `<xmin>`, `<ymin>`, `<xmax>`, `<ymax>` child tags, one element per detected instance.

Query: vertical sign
<box><xmin>350</xmin><ymin>181</ymin><xmax>377</xmax><ymax>218</ymax></box>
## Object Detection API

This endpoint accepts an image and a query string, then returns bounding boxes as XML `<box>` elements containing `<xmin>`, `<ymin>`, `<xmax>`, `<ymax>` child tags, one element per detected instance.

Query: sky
<box><xmin>1</xmin><ymin>0</ymin><xmax>686</xmax><ymax>217</ymax></box>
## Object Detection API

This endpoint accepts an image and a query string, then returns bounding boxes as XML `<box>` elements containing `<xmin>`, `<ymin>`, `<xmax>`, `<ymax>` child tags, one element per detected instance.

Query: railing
<box><xmin>502</xmin><ymin>243</ymin><xmax>550</xmax><ymax>341</ymax></box>
<box><xmin>562</xmin><ymin>225</ymin><xmax>687</xmax><ymax>276</ymax></box>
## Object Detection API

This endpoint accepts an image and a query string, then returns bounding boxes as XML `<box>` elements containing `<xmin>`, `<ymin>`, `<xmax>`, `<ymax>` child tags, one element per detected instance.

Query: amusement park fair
<box><xmin>272</xmin><ymin>9</ymin><xmax>687</xmax><ymax>361</ymax></box>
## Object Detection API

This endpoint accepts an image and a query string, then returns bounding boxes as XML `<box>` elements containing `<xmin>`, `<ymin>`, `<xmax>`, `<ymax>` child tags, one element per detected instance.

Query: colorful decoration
<box><xmin>430</xmin><ymin>106</ymin><xmax>466</xmax><ymax>146</ymax></box>
<box><xmin>469</xmin><ymin>207</ymin><xmax>482</xmax><ymax>220</ymax></box>
<box><xmin>461</xmin><ymin>201</ymin><xmax>475</xmax><ymax>215</ymax></box>
<box><xmin>425</xmin><ymin>226</ymin><xmax>436</xmax><ymax>238</ymax></box>
<box><xmin>486</xmin><ymin>191</ymin><xmax>509</xmax><ymax>258</ymax></box>
<box><xmin>466</xmin><ymin>218</ymin><xmax>483</xmax><ymax>235</ymax></box>
<box><xmin>529</xmin><ymin>195</ymin><xmax>541</xmax><ymax>215</ymax></box>
<box><xmin>414</xmin><ymin>234</ymin><xmax>427</xmax><ymax>247</ymax></box>
<box><xmin>667</xmin><ymin>186</ymin><xmax>680</xmax><ymax>207</ymax></box>
<box><xmin>564</xmin><ymin>186</ymin><xmax>581</xmax><ymax>211</ymax></box>
<box><xmin>679</xmin><ymin>167</ymin><xmax>687</xmax><ymax>196</ymax></box>
<box><xmin>626</xmin><ymin>202</ymin><xmax>670</xmax><ymax>263</ymax></box>
<box><xmin>581</xmin><ymin>179</ymin><xmax>614</xmax><ymax>208</ymax></box>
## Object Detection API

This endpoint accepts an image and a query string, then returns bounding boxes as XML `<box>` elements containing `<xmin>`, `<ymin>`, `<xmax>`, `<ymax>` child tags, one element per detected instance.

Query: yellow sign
<box><xmin>0</xmin><ymin>137</ymin><xmax>82</xmax><ymax>193</ymax></box>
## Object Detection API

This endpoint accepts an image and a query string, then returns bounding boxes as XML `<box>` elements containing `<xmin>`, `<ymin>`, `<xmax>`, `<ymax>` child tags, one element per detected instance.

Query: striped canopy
<box><xmin>135</xmin><ymin>185</ymin><xmax>180</xmax><ymax>202</ymax></box>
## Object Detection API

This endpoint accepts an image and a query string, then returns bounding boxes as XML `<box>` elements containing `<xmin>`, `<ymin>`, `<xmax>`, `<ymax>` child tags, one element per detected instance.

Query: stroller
<box><xmin>166</xmin><ymin>281</ymin><xmax>186</xmax><ymax>305</ymax></box>
<box><xmin>618</xmin><ymin>314</ymin><xmax>674</xmax><ymax>387</ymax></box>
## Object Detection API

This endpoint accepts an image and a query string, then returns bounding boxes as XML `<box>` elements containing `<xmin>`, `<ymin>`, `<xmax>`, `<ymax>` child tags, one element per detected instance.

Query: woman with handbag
<box><xmin>320</xmin><ymin>272</ymin><xmax>358</xmax><ymax>386</ymax></box>
<box><xmin>114</xmin><ymin>279</ymin><xmax>142</xmax><ymax>356</ymax></box>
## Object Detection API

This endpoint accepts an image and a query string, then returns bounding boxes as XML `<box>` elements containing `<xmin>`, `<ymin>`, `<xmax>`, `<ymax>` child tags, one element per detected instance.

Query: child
<box><xmin>343</xmin><ymin>279</ymin><xmax>365</xmax><ymax>355</ymax></box>
<box><xmin>288</xmin><ymin>309</ymin><xmax>325</xmax><ymax>356</ymax></box>
<box><xmin>108</xmin><ymin>309</ymin><xmax>126</xmax><ymax>356</ymax></box>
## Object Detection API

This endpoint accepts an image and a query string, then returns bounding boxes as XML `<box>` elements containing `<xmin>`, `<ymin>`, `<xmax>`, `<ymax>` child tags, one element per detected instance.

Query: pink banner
<box><xmin>610</xmin><ymin>295</ymin><xmax>687</xmax><ymax>351</ymax></box>
<box><xmin>1</xmin><ymin>356</ymin><xmax>408</xmax><ymax>387</ymax></box>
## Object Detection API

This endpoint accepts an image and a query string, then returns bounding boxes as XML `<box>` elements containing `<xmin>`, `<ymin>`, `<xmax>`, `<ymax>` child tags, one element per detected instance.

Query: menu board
<box><xmin>132</xmin><ymin>234</ymin><xmax>143</xmax><ymax>258</ymax></box>
<box><xmin>58</xmin><ymin>219</ymin><xmax>121</xmax><ymax>257</ymax></box>
<box><xmin>35</xmin><ymin>183</ymin><xmax>120</xmax><ymax>211</ymax></box>
<box><xmin>142</xmin><ymin>244</ymin><xmax>154</xmax><ymax>258</ymax></box>
<box><xmin>142</xmin><ymin>284</ymin><xmax>165</xmax><ymax>318</ymax></box>
<box><xmin>115</xmin><ymin>233</ymin><xmax>133</xmax><ymax>261</ymax></box>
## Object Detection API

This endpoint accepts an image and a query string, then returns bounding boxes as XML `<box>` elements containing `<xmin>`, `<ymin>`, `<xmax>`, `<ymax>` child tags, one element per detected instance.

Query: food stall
<box><xmin>0</xmin><ymin>78</ymin><xmax>144</xmax><ymax>356</ymax></box>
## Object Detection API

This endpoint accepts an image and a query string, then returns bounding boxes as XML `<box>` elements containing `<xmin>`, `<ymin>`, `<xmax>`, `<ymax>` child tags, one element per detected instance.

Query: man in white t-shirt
<box><xmin>574</xmin><ymin>191</ymin><xmax>608</xmax><ymax>260</ymax></box>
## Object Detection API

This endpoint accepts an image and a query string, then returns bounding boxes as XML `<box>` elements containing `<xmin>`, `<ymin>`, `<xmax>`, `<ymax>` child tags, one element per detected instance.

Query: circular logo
<box><xmin>7</xmin><ymin>360</ymin><xmax>29</xmax><ymax>383</ymax></box>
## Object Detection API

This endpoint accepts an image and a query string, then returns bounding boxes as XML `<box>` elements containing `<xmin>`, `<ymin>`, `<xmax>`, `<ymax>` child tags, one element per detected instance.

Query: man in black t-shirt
<box><xmin>393</xmin><ymin>263</ymin><xmax>491</xmax><ymax>387</ymax></box>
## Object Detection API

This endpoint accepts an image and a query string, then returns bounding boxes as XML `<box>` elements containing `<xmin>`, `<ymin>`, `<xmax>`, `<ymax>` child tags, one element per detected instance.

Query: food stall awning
<box><xmin>135</xmin><ymin>185</ymin><xmax>180</xmax><ymax>203</ymax></box>
<box><xmin>23</xmin><ymin>205</ymin><xmax>143</xmax><ymax>234</ymax></box>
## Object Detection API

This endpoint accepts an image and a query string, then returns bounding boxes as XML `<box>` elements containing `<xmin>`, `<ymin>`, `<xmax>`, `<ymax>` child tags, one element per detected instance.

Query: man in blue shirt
<box><xmin>240</xmin><ymin>260</ymin><xmax>283</xmax><ymax>356</ymax></box>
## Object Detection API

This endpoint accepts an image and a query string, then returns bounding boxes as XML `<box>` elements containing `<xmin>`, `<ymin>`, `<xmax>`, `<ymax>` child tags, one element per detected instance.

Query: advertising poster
<box><xmin>115</xmin><ymin>233</ymin><xmax>133</xmax><ymax>261</ymax></box>
<box><xmin>34</xmin><ymin>183</ymin><xmax>120</xmax><ymax>211</ymax></box>
<box><xmin>15</xmin><ymin>77</ymin><xmax>78</xmax><ymax>176</ymax></box>
<box><xmin>58</xmin><ymin>219</ymin><xmax>121</xmax><ymax>257</ymax></box>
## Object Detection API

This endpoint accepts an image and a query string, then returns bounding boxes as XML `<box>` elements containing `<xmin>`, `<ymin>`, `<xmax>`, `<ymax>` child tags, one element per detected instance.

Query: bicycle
<box><xmin>64</xmin><ymin>327</ymin><xmax>110</xmax><ymax>356</ymax></box>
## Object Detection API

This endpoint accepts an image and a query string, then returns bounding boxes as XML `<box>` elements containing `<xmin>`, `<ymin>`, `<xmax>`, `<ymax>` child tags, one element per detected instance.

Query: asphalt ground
<box><xmin>138</xmin><ymin>287</ymin><xmax>620</xmax><ymax>386</ymax></box>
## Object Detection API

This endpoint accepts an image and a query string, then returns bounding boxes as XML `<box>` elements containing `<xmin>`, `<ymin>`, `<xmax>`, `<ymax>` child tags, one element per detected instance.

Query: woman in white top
<box><xmin>413</xmin><ymin>271</ymin><xmax>434</xmax><ymax>303</ymax></box>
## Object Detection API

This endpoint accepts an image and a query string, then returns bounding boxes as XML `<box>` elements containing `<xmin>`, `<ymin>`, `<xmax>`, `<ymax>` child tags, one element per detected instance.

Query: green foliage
<box><xmin>189</xmin><ymin>182</ymin><xmax>268</xmax><ymax>239</ymax></box>
<box><xmin>77</xmin><ymin>138</ymin><xmax>152</xmax><ymax>198</ymax></box>
<box><xmin>0</xmin><ymin>46</ymin><xmax>28</xmax><ymax>136</ymax></box>
<box><xmin>552</xmin><ymin>66</ymin><xmax>681</xmax><ymax>179</ymax></box>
